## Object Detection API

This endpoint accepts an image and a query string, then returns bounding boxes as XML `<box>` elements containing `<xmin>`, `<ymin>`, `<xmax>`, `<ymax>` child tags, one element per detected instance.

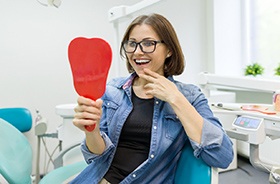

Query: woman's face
<box><xmin>125</xmin><ymin>24</ymin><xmax>171</xmax><ymax>76</ymax></box>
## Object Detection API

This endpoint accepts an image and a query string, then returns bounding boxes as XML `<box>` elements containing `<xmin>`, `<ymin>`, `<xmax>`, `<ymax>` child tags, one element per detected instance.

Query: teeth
<box><xmin>135</xmin><ymin>59</ymin><xmax>150</xmax><ymax>64</ymax></box>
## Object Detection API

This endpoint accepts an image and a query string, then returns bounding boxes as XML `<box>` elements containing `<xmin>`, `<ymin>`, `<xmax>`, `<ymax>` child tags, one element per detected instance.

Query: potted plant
<box><xmin>244</xmin><ymin>63</ymin><xmax>264</xmax><ymax>77</ymax></box>
<box><xmin>274</xmin><ymin>63</ymin><xmax>280</xmax><ymax>76</ymax></box>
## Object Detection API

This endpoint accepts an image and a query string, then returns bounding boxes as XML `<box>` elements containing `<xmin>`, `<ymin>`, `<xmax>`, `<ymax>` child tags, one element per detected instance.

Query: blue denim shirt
<box><xmin>70</xmin><ymin>73</ymin><xmax>233</xmax><ymax>184</ymax></box>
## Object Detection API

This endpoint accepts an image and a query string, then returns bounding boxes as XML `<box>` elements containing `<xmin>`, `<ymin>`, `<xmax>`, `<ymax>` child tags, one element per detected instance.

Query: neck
<box><xmin>133</xmin><ymin>76</ymin><xmax>148</xmax><ymax>87</ymax></box>
<box><xmin>132</xmin><ymin>77</ymin><xmax>153</xmax><ymax>99</ymax></box>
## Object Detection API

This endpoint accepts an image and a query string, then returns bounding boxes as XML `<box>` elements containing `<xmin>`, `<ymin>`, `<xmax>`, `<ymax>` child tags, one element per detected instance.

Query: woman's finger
<box><xmin>77</xmin><ymin>96</ymin><xmax>95</xmax><ymax>106</ymax></box>
<box><xmin>143</xmin><ymin>68</ymin><xmax>160</xmax><ymax>78</ymax></box>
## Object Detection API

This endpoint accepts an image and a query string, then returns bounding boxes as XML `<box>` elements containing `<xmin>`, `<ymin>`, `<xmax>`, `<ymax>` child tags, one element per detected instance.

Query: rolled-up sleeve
<box><xmin>189</xmin><ymin>119</ymin><xmax>234</xmax><ymax>168</ymax></box>
<box><xmin>81</xmin><ymin>131</ymin><xmax>115</xmax><ymax>164</ymax></box>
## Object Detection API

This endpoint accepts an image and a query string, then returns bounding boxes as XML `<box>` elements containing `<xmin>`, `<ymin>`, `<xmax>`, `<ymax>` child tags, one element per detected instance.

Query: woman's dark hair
<box><xmin>120</xmin><ymin>13</ymin><xmax>185</xmax><ymax>77</ymax></box>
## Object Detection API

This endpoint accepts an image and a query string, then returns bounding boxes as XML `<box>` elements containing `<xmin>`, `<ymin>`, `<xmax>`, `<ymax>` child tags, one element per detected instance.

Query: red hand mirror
<box><xmin>68</xmin><ymin>37</ymin><xmax>112</xmax><ymax>131</ymax></box>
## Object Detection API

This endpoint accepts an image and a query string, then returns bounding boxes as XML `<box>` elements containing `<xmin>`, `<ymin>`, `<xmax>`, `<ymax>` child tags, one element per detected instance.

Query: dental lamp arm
<box><xmin>108</xmin><ymin>0</ymin><xmax>162</xmax><ymax>22</ymax></box>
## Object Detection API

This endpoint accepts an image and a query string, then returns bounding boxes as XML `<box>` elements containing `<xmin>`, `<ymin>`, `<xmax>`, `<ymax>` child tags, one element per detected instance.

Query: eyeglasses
<box><xmin>122</xmin><ymin>40</ymin><xmax>164</xmax><ymax>53</ymax></box>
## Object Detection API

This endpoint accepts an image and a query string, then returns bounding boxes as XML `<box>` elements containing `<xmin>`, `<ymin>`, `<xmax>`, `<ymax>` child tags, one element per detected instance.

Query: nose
<box><xmin>134</xmin><ymin>44</ymin><xmax>144</xmax><ymax>54</ymax></box>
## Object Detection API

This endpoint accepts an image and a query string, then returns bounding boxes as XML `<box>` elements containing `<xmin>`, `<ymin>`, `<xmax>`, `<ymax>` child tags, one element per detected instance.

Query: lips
<box><xmin>134</xmin><ymin>59</ymin><xmax>150</xmax><ymax>65</ymax></box>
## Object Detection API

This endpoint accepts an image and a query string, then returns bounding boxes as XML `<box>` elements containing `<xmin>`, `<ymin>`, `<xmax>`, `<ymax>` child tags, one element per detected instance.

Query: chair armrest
<box><xmin>39</xmin><ymin>161</ymin><xmax>87</xmax><ymax>184</ymax></box>
<box><xmin>53</xmin><ymin>143</ymin><xmax>81</xmax><ymax>169</ymax></box>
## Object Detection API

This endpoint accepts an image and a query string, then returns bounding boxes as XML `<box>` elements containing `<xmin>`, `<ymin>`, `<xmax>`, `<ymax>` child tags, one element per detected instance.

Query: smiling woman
<box><xmin>120</xmin><ymin>14</ymin><xmax>184</xmax><ymax>77</ymax></box>
<box><xmin>69</xmin><ymin>13</ymin><xmax>233</xmax><ymax>184</ymax></box>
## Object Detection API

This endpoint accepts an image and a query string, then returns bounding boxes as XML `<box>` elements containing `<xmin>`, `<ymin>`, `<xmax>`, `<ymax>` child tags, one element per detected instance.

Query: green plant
<box><xmin>274</xmin><ymin>63</ymin><xmax>280</xmax><ymax>76</ymax></box>
<box><xmin>244</xmin><ymin>63</ymin><xmax>264</xmax><ymax>76</ymax></box>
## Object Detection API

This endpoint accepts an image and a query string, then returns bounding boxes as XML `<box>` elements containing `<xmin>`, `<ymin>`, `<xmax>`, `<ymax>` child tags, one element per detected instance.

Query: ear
<box><xmin>166</xmin><ymin>51</ymin><xmax>172</xmax><ymax>58</ymax></box>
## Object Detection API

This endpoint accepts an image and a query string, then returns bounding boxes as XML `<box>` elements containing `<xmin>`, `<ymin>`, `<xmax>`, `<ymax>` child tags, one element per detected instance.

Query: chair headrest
<box><xmin>0</xmin><ymin>108</ymin><xmax>32</xmax><ymax>132</ymax></box>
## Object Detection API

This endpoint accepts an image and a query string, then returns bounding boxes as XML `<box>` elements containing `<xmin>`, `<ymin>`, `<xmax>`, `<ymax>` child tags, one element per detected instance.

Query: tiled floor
<box><xmin>219</xmin><ymin>156</ymin><xmax>270</xmax><ymax>184</ymax></box>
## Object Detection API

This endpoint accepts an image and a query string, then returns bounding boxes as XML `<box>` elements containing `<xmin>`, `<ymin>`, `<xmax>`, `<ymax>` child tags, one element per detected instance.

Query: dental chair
<box><xmin>0</xmin><ymin>118</ymin><xmax>87</xmax><ymax>184</ymax></box>
<box><xmin>0</xmin><ymin>107</ymin><xmax>88</xmax><ymax>184</ymax></box>
<box><xmin>0</xmin><ymin>107</ymin><xmax>33</xmax><ymax>184</ymax></box>
<box><xmin>0</xmin><ymin>107</ymin><xmax>217</xmax><ymax>184</ymax></box>
<box><xmin>41</xmin><ymin>141</ymin><xmax>218</xmax><ymax>184</ymax></box>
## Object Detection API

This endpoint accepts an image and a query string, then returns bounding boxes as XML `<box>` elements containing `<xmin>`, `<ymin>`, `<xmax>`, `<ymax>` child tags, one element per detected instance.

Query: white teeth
<box><xmin>135</xmin><ymin>59</ymin><xmax>150</xmax><ymax>64</ymax></box>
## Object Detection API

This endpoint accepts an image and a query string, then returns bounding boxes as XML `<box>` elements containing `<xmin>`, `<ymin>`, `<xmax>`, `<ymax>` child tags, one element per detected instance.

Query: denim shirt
<box><xmin>70</xmin><ymin>73</ymin><xmax>233</xmax><ymax>184</ymax></box>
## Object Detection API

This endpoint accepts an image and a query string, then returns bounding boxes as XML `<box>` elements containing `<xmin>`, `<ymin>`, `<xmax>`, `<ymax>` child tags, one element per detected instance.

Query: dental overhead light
<box><xmin>36</xmin><ymin>0</ymin><xmax>61</xmax><ymax>8</ymax></box>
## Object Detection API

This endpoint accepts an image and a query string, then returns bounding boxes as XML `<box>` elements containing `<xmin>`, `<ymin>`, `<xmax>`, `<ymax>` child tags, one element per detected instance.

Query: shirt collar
<box><xmin>115</xmin><ymin>72</ymin><xmax>175</xmax><ymax>90</ymax></box>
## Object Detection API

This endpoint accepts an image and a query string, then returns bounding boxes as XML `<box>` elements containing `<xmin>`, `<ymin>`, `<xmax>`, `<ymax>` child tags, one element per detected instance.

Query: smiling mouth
<box><xmin>134</xmin><ymin>59</ymin><xmax>150</xmax><ymax>65</ymax></box>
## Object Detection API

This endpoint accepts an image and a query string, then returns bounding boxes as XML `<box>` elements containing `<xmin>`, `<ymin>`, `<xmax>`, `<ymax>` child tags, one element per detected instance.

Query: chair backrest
<box><xmin>0</xmin><ymin>118</ymin><xmax>33</xmax><ymax>184</ymax></box>
<box><xmin>174</xmin><ymin>142</ymin><xmax>218</xmax><ymax>184</ymax></box>
<box><xmin>0</xmin><ymin>107</ymin><xmax>32</xmax><ymax>132</ymax></box>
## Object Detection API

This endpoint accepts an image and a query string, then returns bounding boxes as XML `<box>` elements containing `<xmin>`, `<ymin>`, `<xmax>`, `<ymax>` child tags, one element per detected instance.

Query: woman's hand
<box><xmin>139</xmin><ymin>68</ymin><xmax>180</xmax><ymax>103</ymax></box>
<box><xmin>73</xmin><ymin>96</ymin><xmax>103</xmax><ymax>133</ymax></box>
<box><xmin>73</xmin><ymin>96</ymin><xmax>106</xmax><ymax>154</ymax></box>
<box><xmin>140</xmin><ymin>68</ymin><xmax>203</xmax><ymax>143</ymax></box>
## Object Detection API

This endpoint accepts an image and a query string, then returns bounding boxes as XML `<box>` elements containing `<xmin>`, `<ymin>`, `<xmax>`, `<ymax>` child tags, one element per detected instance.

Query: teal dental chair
<box><xmin>0</xmin><ymin>107</ymin><xmax>33</xmax><ymax>184</ymax></box>
<box><xmin>41</xmin><ymin>140</ymin><xmax>218</xmax><ymax>184</ymax></box>
<box><xmin>0</xmin><ymin>108</ymin><xmax>87</xmax><ymax>184</ymax></box>
<box><xmin>0</xmin><ymin>108</ymin><xmax>217</xmax><ymax>184</ymax></box>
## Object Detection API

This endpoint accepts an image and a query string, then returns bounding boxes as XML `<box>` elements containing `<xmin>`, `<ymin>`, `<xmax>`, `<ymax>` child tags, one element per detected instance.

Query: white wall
<box><xmin>0</xmin><ymin>0</ymin><xmax>210</xmax><ymax>175</ymax></box>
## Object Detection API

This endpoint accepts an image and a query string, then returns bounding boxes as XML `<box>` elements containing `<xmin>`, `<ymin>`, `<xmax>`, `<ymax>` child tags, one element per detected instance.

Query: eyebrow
<box><xmin>128</xmin><ymin>37</ymin><xmax>158</xmax><ymax>41</ymax></box>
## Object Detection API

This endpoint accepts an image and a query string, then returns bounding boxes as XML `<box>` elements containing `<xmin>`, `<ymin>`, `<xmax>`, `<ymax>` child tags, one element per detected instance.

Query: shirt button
<box><xmin>155</xmin><ymin>101</ymin><xmax>159</xmax><ymax>105</ymax></box>
<box><xmin>107</xmin><ymin>102</ymin><xmax>110</xmax><ymax>106</ymax></box>
<box><xmin>153</xmin><ymin>126</ymin><xmax>157</xmax><ymax>129</ymax></box>
<box><xmin>132</xmin><ymin>174</ymin><xmax>136</xmax><ymax>178</ymax></box>
<box><xmin>150</xmin><ymin>154</ymin><xmax>155</xmax><ymax>158</ymax></box>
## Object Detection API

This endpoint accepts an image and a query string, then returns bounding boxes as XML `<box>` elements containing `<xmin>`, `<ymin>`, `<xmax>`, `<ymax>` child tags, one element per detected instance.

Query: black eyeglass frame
<box><xmin>122</xmin><ymin>40</ymin><xmax>164</xmax><ymax>54</ymax></box>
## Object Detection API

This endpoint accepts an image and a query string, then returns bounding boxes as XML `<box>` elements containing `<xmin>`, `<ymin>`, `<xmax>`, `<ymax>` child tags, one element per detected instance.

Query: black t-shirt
<box><xmin>104</xmin><ymin>89</ymin><xmax>154</xmax><ymax>183</ymax></box>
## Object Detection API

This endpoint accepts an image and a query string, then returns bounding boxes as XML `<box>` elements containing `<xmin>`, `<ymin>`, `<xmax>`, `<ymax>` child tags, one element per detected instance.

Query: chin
<box><xmin>134</xmin><ymin>69</ymin><xmax>145</xmax><ymax>76</ymax></box>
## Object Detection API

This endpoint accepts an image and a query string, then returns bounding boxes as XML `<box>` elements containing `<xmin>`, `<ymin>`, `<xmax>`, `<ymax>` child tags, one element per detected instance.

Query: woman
<box><xmin>71</xmin><ymin>13</ymin><xmax>233</xmax><ymax>184</ymax></box>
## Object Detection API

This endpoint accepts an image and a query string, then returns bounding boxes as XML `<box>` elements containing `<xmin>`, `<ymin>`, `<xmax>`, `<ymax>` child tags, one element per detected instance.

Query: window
<box><xmin>248</xmin><ymin>0</ymin><xmax>280</xmax><ymax>77</ymax></box>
